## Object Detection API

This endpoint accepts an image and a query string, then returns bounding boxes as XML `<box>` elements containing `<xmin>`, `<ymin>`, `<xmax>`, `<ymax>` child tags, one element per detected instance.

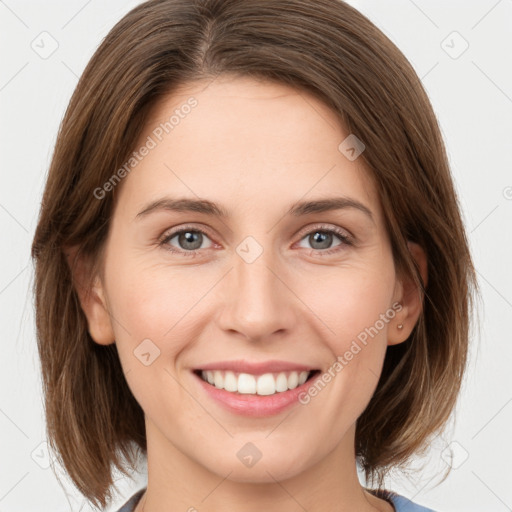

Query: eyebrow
<box><xmin>135</xmin><ymin>196</ymin><xmax>374</xmax><ymax>223</ymax></box>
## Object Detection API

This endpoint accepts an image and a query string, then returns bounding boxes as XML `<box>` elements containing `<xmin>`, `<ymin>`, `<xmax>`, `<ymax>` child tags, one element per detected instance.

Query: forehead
<box><xmin>117</xmin><ymin>75</ymin><xmax>381</xmax><ymax>222</ymax></box>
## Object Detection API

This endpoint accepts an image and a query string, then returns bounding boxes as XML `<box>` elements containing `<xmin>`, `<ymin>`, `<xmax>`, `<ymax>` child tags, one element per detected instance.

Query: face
<box><xmin>85</xmin><ymin>75</ymin><xmax>416</xmax><ymax>484</ymax></box>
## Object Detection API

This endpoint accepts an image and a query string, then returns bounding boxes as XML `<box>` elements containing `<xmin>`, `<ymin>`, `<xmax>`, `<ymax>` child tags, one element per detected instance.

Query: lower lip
<box><xmin>192</xmin><ymin>370</ymin><xmax>321</xmax><ymax>417</ymax></box>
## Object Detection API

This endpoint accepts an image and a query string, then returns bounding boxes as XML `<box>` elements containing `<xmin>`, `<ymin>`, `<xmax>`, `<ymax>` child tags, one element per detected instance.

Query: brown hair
<box><xmin>31</xmin><ymin>0</ymin><xmax>478</xmax><ymax>508</ymax></box>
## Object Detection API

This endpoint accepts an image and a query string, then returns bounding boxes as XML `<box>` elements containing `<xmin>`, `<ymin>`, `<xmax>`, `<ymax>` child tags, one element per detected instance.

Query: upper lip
<box><xmin>195</xmin><ymin>359</ymin><xmax>318</xmax><ymax>375</ymax></box>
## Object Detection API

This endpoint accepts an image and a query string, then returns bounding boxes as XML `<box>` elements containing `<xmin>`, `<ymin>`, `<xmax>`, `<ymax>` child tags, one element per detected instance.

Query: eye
<box><xmin>296</xmin><ymin>225</ymin><xmax>352</xmax><ymax>255</ymax></box>
<box><xmin>159</xmin><ymin>226</ymin><xmax>214</xmax><ymax>257</ymax></box>
<box><xmin>158</xmin><ymin>223</ymin><xmax>353</xmax><ymax>258</ymax></box>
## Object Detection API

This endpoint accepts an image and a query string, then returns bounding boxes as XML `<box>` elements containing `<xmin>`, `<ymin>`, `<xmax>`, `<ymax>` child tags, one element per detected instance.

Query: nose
<box><xmin>216</xmin><ymin>246</ymin><xmax>298</xmax><ymax>342</ymax></box>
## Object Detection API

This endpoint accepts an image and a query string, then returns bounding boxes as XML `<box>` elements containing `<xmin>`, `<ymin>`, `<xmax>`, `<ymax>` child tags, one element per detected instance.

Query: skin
<box><xmin>72</xmin><ymin>75</ymin><xmax>427</xmax><ymax>512</ymax></box>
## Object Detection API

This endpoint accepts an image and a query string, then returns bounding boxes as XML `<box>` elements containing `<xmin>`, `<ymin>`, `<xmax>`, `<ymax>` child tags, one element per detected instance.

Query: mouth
<box><xmin>193</xmin><ymin>368</ymin><xmax>321</xmax><ymax>396</ymax></box>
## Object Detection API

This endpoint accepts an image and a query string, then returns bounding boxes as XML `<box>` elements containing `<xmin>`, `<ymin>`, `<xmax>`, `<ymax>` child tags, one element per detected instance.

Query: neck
<box><xmin>136</xmin><ymin>418</ymin><xmax>393</xmax><ymax>512</ymax></box>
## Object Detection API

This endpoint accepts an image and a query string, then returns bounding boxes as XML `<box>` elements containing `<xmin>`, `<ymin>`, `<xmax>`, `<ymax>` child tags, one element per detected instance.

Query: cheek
<box><xmin>296</xmin><ymin>272</ymin><xmax>396</xmax><ymax>427</ymax></box>
<box><xmin>106</xmin><ymin>250</ymin><xmax>212</xmax><ymax>336</ymax></box>
<box><xmin>102</xmin><ymin>255</ymin><xmax>192</xmax><ymax>376</ymax></box>
<box><xmin>104</xmin><ymin>259</ymin><xmax>203</xmax><ymax>411</ymax></box>
<box><xmin>338</xmin><ymin>283</ymin><xmax>393</xmax><ymax>356</ymax></box>
<box><xmin>300</xmin><ymin>261</ymin><xmax>396</xmax><ymax>405</ymax></box>
<box><xmin>304</xmin><ymin>263</ymin><xmax>395</xmax><ymax>346</ymax></box>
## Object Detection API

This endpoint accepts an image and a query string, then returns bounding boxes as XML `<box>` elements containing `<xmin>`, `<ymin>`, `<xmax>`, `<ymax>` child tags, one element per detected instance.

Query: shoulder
<box><xmin>368</xmin><ymin>488</ymin><xmax>437</xmax><ymax>512</ymax></box>
<box><xmin>386</xmin><ymin>491</ymin><xmax>437</xmax><ymax>512</ymax></box>
<box><xmin>114</xmin><ymin>488</ymin><xmax>146</xmax><ymax>512</ymax></box>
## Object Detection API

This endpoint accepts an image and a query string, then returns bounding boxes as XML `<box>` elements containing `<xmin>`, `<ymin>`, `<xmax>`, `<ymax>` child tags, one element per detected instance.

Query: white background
<box><xmin>1</xmin><ymin>0</ymin><xmax>511</xmax><ymax>510</ymax></box>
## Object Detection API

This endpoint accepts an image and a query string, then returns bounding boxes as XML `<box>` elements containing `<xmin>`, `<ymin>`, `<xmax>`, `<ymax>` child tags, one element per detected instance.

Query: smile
<box><xmin>194</xmin><ymin>369</ymin><xmax>321</xmax><ymax>396</ymax></box>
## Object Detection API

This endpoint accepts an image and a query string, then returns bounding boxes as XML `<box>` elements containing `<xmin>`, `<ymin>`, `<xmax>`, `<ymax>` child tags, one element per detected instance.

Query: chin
<box><xmin>199</xmin><ymin>446</ymin><xmax>312</xmax><ymax>484</ymax></box>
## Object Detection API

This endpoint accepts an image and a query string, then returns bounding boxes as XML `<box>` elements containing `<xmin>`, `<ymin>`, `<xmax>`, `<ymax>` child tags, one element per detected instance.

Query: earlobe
<box><xmin>388</xmin><ymin>241</ymin><xmax>428</xmax><ymax>346</ymax></box>
<box><xmin>64</xmin><ymin>245</ymin><xmax>115</xmax><ymax>346</ymax></box>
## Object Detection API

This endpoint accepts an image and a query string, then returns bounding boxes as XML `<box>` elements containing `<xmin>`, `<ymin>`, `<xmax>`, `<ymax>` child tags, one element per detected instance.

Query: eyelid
<box><xmin>295</xmin><ymin>222</ymin><xmax>353</xmax><ymax>241</ymax></box>
<box><xmin>158</xmin><ymin>224</ymin><xmax>215</xmax><ymax>247</ymax></box>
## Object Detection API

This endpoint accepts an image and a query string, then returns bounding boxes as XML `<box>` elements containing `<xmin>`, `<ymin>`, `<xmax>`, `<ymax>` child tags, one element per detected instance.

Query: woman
<box><xmin>31</xmin><ymin>1</ymin><xmax>477</xmax><ymax>511</ymax></box>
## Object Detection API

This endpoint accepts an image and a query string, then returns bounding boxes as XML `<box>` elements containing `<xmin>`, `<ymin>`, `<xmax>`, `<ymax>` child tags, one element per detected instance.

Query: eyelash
<box><xmin>158</xmin><ymin>224</ymin><xmax>353</xmax><ymax>258</ymax></box>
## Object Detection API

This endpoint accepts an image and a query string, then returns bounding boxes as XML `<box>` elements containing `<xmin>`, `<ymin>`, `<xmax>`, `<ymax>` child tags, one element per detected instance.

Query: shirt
<box><xmin>115</xmin><ymin>488</ymin><xmax>436</xmax><ymax>511</ymax></box>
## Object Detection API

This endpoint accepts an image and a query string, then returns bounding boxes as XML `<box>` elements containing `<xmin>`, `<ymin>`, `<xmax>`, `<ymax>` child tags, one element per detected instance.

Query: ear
<box><xmin>388</xmin><ymin>241</ymin><xmax>428</xmax><ymax>346</ymax></box>
<box><xmin>64</xmin><ymin>245</ymin><xmax>115</xmax><ymax>346</ymax></box>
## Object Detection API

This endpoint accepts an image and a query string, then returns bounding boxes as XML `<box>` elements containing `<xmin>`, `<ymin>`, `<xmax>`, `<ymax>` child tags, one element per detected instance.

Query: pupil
<box><xmin>180</xmin><ymin>231</ymin><xmax>202</xmax><ymax>250</ymax></box>
<box><xmin>311</xmin><ymin>231</ymin><xmax>331</xmax><ymax>249</ymax></box>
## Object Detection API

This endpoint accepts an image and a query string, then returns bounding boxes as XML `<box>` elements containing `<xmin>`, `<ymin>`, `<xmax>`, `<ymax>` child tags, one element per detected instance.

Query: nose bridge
<box><xmin>237</xmin><ymin>248</ymin><xmax>277</xmax><ymax>304</ymax></box>
<box><xmin>219</xmin><ymin>238</ymin><xmax>296</xmax><ymax>340</ymax></box>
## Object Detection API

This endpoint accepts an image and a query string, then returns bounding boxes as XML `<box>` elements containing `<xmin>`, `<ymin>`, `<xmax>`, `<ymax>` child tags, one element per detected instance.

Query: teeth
<box><xmin>201</xmin><ymin>370</ymin><xmax>311</xmax><ymax>395</ymax></box>
<box><xmin>275</xmin><ymin>372</ymin><xmax>289</xmax><ymax>392</ymax></box>
<box><xmin>223</xmin><ymin>370</ymin><xmax>237</xmax><ymax>392</ymax></box>
<box><xmin>213</xmin><ymin>370</ymin><xmax>224</xmax><ymax>389</ymax></box>
<box><xmin>239</xmin><ymin>373</ymin><xmax>256</xmax><ymax>394</ymax></box>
